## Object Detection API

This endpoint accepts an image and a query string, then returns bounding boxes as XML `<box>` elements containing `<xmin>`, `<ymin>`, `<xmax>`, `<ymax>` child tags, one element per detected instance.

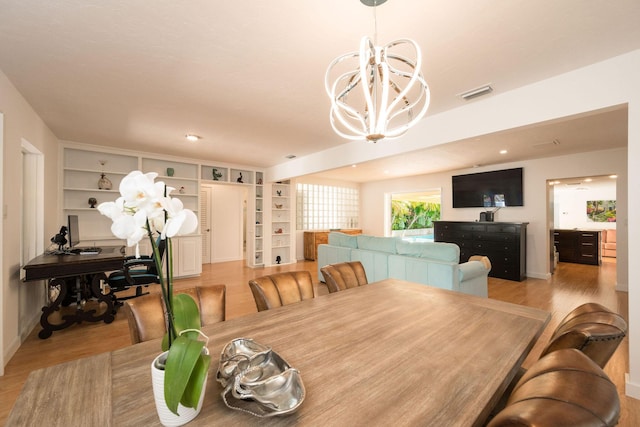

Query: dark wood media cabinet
<box><xmin>434</xmin><ymin>221</ymin><xmax>528</xmax><ymax>281</ymax></box>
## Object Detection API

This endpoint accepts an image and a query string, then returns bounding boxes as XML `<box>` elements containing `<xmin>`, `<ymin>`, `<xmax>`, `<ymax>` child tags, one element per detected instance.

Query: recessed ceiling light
<box><xmin>609</xmin><ymin>174</ymin><xmax>617</xmax><ymax>179</ymax></box>
<box><xmin>583</xmin><ymin>178</ymin><xmax>592</xmax><ymax>182</ymax></box>
<box><xmin>499</xmin><ymin>149</ymin><xmax>508</xmax><ymax>155</ymax></box>
<box><xmin>185</xmin><ymin>134</ymin><xmax>201</xmax><ymax>142</ymax></box>
<box><xmin>351</xmin><ymin>164</ymin><xmax>357</xmax><ymax>168</ymax></box>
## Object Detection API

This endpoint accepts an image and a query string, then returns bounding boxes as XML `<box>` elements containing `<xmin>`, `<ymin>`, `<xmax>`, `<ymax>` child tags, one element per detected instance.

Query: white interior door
<box><xmin>200</xmin><ymin>186</ymin><xmax>212</xmax><ymax>264</ymax></box>
<box><xmin>208</xmin><ymin>185</ymin><xmax>246</xmax><ymax>263</ymax></box>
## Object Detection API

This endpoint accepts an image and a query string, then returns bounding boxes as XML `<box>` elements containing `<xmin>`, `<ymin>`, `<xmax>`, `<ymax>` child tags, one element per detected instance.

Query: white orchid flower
<box><xmin>97</xmin><ymin>197</ymin><xmax>126</xmax><ymax>220</ymax></box>
<box><xmin>98</xmin><ymin>170</ymin><xmax>198</xmax><ymax>257</ymax></box>
<box><xmin>119</xmin><ymin>171</ymin><xmax>166</xmax><ymax>214</ymax></box>
<box><xmin>162</xmin><ymin>197</ymin><xmax>198</xmax><ymax>238</ymax></box>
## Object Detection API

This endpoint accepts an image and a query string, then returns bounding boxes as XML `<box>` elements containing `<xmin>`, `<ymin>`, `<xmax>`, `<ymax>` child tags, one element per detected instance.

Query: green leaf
<box><xmin>180</xmin><ymin>353</ymin><xmax>211</xmax><ymax>408</ymax></box>
<box><xmin>164</xmin><ymin>336</ymin><xmax>205</xmax><ymax>414</ymax></box>
<box><xmin>172</xmin><ymin>293</ymin><xmax>201</xmax><ymax>339</ymax></box>
<box><xmin>161</xmin><ymin>333</ymin><xmax>169</xmax><ymax>352</ymax></box>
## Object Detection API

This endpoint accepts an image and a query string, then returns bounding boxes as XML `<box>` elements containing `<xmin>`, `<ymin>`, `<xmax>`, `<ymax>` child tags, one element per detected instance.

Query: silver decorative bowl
<box><xmin>217</xmin><ymin>338</ymin><xmax>305</xmax><ymax>417</ymax></box>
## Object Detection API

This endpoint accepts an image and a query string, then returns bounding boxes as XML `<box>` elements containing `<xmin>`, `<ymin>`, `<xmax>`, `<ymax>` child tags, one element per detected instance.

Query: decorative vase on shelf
<box><xmin>166</xmin><ymin>168</ymin><xmax>175</xmax><ymax>177</ymax></box>
<box><xmin>151</xmin><ymin>350</ymin><xmax>208</xmax><ymax>427</ymax></box>
<box><xmin>98</xmin><ymin>173</ymin><xmax>112</xmax><ymax>190</ymax></box>
<box><xmin>88</xmin><ymin>197</ymin><xmax>97</xmax><ymax>208</ymax></box>
<box><xmin>212</xmin><ymin>168</ymin><xmax>222</xmax><ymax>181</ymax></box>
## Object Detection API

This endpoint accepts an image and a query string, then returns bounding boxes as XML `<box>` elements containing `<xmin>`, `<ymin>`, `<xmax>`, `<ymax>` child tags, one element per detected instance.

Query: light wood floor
<box><xmin>1</xmin><ymin>258</ymin><xmax>637</xmax><ymax>426</ymax></box>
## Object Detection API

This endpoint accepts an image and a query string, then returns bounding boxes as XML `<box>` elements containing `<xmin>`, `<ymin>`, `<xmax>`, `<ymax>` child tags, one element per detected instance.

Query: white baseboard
<box><xmin>626</xmin><ymin>373</ymin><xmax>640</xmax><ymax>400</ymax></box>
<box><xmin>524</xmin><ymin>271</ymin><xmax>551</xmax><ymax>280</ymax></box>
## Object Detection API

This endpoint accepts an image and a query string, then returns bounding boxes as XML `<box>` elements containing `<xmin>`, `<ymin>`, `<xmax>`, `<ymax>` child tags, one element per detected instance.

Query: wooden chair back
<box><xmin>123</xmin><ymin>284</ymin><xmax>226</xmax><ymax>344</ymax></box>
<box><xmin>248</xmin><ymin>271</ymin><xmax>315</xmax><ymax>312</ymax></box>
<box><xmin>320</xmin><ymin>261</ymin><xmax>368</xmax><ymax>293</ymax></box>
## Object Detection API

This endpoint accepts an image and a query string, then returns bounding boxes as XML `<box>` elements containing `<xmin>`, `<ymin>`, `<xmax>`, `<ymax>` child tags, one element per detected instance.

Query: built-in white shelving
<box><xmin>61</xmin><ymin>143</ymin><xmax>284</xmax><ymax>272</ymax></box>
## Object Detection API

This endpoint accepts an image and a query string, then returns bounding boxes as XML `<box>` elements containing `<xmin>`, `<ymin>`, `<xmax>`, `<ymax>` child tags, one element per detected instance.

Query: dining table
<box><xmin>7</xmin><ymin>278</ymin><xmax>550</xmax><ymax>426</ymax></box>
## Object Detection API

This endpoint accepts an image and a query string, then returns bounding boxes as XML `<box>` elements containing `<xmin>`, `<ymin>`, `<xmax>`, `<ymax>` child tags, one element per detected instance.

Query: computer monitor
<box><xmin>67</xmin><ymin>214</ymin><xmax>80</xmax><ymax>249</ymax></box>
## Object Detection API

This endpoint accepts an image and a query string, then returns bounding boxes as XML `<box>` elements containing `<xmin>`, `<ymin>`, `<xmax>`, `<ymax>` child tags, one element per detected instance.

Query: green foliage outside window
<box><xmin>391</xmin><ymin>200</ymin><xmax>441</xmax><ymax>231</ymax></box>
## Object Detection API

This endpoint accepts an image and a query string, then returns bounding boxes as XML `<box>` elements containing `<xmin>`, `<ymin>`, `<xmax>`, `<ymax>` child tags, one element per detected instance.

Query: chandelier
<box><xmin>325</xmin><ymin>0</ymin><xmax>430</xmax><ymax>142</ymax></box>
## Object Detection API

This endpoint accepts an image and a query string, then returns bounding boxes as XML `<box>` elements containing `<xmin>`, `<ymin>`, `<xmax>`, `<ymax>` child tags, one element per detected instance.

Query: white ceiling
<box><xmin>1</xmin><ymin>0</ymin><xmax>638</xmax><ymax>182</ymax></box>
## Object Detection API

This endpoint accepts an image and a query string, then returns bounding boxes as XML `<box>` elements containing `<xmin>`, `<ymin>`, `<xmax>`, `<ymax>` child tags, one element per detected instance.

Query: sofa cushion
<box><xmin>328</xmin><ymin>232</ymin><xmax>359</xmax><ymax>248</ymax></box>
<box><xmin>604</xmin><ymin>229</ymin><xmax>616</xmax><ymax>243</ymax></box>
<box><xmin>356</xmin><ymin>235</ymin><xmax>398</xmax><ymax>254</ymax></box>
<box><xmin>395</xmin><ymin>240</ymin><xmax>460</xmax><ymax>263</ymax></box>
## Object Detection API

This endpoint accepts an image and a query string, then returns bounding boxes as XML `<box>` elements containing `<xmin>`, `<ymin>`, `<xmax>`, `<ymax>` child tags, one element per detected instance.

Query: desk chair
<box><xmin>107</xmin><ymin>240</ymin><xmax>165</xmax><ymax>303</ymax></box>
<box><xmin>248</xmin><ymin>271</ymin><xmax>315</xmax><ymax>312</ymax></box>
<box><xmin>320</xmin><ymin>261</ymin><xmax>368</xmax><ymax>293</ymax></box>
<box><xmin>487</xmin><ymin>349</ymin><xmax>620</xmax><ymax>427</ymax></box>
<box><xmin>123</xmin><ymin>284</ymin><xmax>226</xmax><ymax>344</ymax></box>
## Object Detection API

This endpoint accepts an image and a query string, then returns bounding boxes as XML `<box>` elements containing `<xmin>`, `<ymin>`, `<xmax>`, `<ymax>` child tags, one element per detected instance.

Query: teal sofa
<box><xmin>317</xmin><ymin>232</ymin><xmax>490</xmax><ymax>297</ymax></box>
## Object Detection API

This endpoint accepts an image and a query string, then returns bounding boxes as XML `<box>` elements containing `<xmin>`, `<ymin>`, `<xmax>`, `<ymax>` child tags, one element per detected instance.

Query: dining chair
<box><xmin>540</xmin><ymin>302</ymin><xmax>627</xmax><ymax>368</ymax></box>
<box><xmin>320</xmin><ymin>261</ymin><xmax>368</xmax><ymax>293</ymax></box>
<box><xmin>491</xmin><ymin>301</ymin><xmax>627</xmax><ymax>417</ymax></box>
<box><xmin>487</xmin><ymin>348</ymin><xmax>620</xmax><ymax>427</ymax></box>
<box><xmin>123</xmin><ymin>284</ymin><xmax>226</xmax><ymax>344</ymax></box>
<box><xmin>248</xmin><ymin>271</ymin><xmax>315</xmax><ymax>312</ymax></box>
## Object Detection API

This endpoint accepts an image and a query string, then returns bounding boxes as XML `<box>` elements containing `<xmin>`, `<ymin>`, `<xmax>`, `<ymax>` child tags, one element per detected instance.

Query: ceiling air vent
<box><xmin>532</xmin><ymin>139</ymin><xmax>561</xmax><ymax>149</ymax></box>
<box><xmin>459</xmin><ymin>84</ymin><xmax>493</xmax><ymax>101</ymax></box>
<box><xmin>285</xmin><ymin>154</ymin><xmax>297</xmax><ymax>159</ymax></box>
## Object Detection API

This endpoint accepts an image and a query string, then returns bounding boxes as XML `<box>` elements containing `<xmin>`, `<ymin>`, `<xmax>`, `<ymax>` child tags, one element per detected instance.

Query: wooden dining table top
<box><xmin>7</xmin><ymin>279</ymin><xmax>550</xmax><ymax>427</ymax></box>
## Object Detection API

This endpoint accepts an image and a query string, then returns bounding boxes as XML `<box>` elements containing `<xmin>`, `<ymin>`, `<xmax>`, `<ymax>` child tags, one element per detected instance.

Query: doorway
<box><xmin>549</xmin><ymin>175</ymin><xmax>617</xmax><ymax>273</ymax></box>
<box><xmin>200</xmin><ymin>184</ymin><xmax>247</xmax><ymax>264</ymax></box>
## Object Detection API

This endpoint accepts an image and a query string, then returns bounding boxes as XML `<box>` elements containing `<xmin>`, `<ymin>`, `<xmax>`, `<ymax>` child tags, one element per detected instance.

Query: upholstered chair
<box><xmin>248</xmin><ymin>271</ymin><xmax>315</xmax><ymax>312</ymax></box>
<box><xmin>123</xmin><ymin>284</ymin><xmax>226</xmax><ymax>344</ymax></box>
<box><xmin>540</xmin><ymin>302</ymin><xmax>627</xmax><ymax>368</ymax></box>
<box><xmin>123</xmin><ymin>292</ymin><xmax>166</xmax><ymax>344</ymax></box>
<box><xmin>487</xmin><ymin>348</ymin><xmax>620</xmax><ymax>427</ymax></box>
<box><xmin>320</xmin><ymin>261</ymin><xmax>368</xmax><ymax>293</ymax></box>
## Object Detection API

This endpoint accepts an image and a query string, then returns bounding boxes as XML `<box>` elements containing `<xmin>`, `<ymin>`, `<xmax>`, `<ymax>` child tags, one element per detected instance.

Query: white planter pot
<box><xmin>151</xmin><ymin>351</ymin><xmax>208</xmax><ymax>427</ymax></box>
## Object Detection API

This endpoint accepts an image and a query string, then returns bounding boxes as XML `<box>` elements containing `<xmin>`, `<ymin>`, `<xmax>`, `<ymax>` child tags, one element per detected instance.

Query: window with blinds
<box><xmin>296</xmin><ymin>183</ymin><xmax>359</xmax><ymax>230</ymax></box>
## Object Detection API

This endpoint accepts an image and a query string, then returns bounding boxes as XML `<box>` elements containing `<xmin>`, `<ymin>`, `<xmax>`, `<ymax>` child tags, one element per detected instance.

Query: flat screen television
<box><xmin>67</xmin><ymin>214</ymin><xmax>80</xmax><ymax>249</ymax></box>
<box><xmin>452</xmin><ymin>167</ymin><xmax>523</xmax><ymax>208</ymax></box>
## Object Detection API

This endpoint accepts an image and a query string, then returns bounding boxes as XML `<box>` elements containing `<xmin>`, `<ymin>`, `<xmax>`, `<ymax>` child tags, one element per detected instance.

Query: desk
<box><xmin>8</xmin><ymin>279</ymin><xmax>550</xmax><ymax>426</ymax></box>
<box><xmin>22</xmin><ymin>247</ymin><xmax>125</xmax><ymax>338</ymax></box>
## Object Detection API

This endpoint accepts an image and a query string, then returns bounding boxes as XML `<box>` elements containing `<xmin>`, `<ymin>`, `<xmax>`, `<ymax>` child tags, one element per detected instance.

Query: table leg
<box><xmin>38</xmin><ymin>274</ymin><xmax>116</xmax><ymax>339</ymax></box>
<box><xmin>89</xmin><ymin>272</ymin><xmax>115</xmax><ymax>323</ymax></box>
<box><xmin>38</xmin><ymin>278</ymin><xmax>75</xmax><ymax>339</ymax></box>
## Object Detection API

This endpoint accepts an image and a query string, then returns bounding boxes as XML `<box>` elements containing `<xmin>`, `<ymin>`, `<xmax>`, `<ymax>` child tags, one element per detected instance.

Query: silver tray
<box><xmin>216</xmin><ymin>338</ymin><xmax>305</xmax><ymax>417</ymax></box>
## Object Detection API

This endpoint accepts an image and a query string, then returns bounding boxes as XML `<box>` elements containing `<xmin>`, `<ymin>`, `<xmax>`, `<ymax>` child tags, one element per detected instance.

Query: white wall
<box><xmin>554</xmin><ymin>179</ymin><xmax>617</xmax><ymax>230</ymax></box>
<box><xmin>269</xmin><ymin>49</ymin><xmax>640</xmax><ymax>398</ymax></box>
<box><xmin>1</xmin><ymin>69</ymin><xmax>60</xmax><ymax>372</ymax></box>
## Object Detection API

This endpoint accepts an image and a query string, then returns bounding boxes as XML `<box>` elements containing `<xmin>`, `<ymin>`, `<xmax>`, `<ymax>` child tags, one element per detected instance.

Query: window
<box><xmin>390</xmin><ymin>190</ymin><xmax>441</xmax><ymax>241</ymax></box>
<box><xmin>296</xmin><ymin>184</ymin><xmax>359</xmax><ymax>230</ymax></box>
